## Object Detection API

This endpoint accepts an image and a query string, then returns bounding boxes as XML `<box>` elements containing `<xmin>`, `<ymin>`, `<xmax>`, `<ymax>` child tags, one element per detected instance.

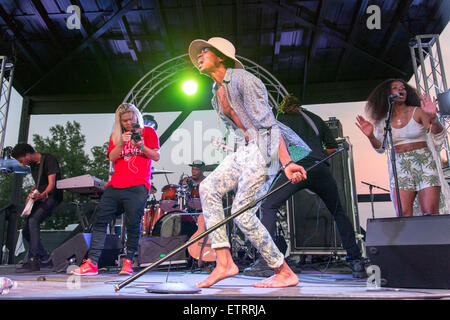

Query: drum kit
<box><xmin>141</xmin><ymin>167</ymin><xmax>217</xmax><ymax>238</ymax></box>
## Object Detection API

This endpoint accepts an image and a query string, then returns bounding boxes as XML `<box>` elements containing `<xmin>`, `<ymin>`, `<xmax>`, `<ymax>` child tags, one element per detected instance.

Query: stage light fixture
<box><xmin>182</xmin><ymin>80</ymin><xmax>198</xmax><ymax>95</ymax></box>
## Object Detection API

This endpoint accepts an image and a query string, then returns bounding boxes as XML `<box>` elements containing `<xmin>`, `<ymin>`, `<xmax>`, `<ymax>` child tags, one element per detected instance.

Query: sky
<box><xmin>2</xmin><ymin>24</ymin><xmax>450</xmax><ymax>232</ymax></box>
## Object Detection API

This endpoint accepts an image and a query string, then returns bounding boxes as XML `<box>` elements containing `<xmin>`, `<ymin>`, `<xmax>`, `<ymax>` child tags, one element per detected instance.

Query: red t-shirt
<box><xmin>106</xmin><ymin>126</ymin><xmax>159</xmax><ymax>191</ymax></box>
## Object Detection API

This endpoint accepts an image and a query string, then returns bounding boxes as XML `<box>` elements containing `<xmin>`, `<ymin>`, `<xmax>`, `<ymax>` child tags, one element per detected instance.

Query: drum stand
<box><xmin>114</xmin><ymin>147</ymin><xmax>346</xmax><ymax>293</ymax></box>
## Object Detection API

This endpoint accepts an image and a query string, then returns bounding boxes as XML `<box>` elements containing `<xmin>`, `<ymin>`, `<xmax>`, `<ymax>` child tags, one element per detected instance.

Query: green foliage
<box><xmin>32</xmin><ymin>121</ymin><xmax>90</xmax><ymax>180</ymax></box>
<box><xmin>88</xmin><ymin>142</ymin><xmax>110</xmax><ymax>182</ymax></box>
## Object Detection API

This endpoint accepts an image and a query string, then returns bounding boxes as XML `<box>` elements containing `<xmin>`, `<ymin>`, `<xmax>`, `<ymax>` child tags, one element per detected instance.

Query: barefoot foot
<box><xmin>195</xmin><ymin>263</ymin><xmax>239</xmax><ymax>288</ymax></box>
<box><xmin>253</xmin><ymin>261</ymin><xmax>299</xmax><ymax>288</ymax></box>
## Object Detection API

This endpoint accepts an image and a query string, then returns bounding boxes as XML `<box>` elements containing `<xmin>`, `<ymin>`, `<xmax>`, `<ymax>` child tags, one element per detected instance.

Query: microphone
<box><xmin>388</xmin><ymin>92</ymin><xmax>401</xmax><ymax>100</ymax></box>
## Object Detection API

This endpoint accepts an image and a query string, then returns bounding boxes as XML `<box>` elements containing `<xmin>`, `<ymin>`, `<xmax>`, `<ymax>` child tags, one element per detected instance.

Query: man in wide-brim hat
<box><xmin>188</xmin><ymin>37</ymin><xmax>312</xmax><ymax>288</ymax></box>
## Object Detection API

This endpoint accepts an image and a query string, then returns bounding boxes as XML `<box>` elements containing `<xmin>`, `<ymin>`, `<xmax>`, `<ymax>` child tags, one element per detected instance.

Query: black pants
<box><xmin>23</xmin><ymin>197</ymin><xmax>60</xmax><ymax>259</ymax></box>
<box><xmin>88</xmin><ymin>185</ymin><xmax>148</xmax><ymax>264</ymax></box>
<box><xmin>260</xmin><ymin>160</ymin><xmax>361</xmax><ymax>260</ymax></box>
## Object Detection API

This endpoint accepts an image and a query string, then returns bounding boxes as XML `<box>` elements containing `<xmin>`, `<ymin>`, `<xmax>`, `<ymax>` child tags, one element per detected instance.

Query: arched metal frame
<box><xmin>123</xmin><ymin>54</ymin><xmax>288</xmax><ymax>113</ymax></box>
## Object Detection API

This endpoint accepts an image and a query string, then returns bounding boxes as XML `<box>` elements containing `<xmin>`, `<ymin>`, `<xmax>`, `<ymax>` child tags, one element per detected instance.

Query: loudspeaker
<box><xmin>366</xmin><ymin>215</ymin><xmax>450</xmax><ymax>289</ymax></box>
<box><xmin>138</xmin><ymin>236</ymin><xmax>188</xmax><ymax>267</ymax></box>
<box><xmin>51</xmin><ymin>233</ymin><xmax>89</xmax><ymax>272</ymax></box>
<box><xmin>51</xmin><ymin>233</ymin><xmax>122</xmax><ymax>272</ymax></box>
<box><xmin>288</xmin><ymin>137</ymin><xmax>362</xmax><ymax>254</ymax></box>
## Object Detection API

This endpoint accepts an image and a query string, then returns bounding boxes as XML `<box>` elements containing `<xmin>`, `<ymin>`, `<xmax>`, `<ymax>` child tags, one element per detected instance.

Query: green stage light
<box><xmin>182</xmin><ymin>80</ymin><xmax>198</xmax><ymax>95</ymax></box>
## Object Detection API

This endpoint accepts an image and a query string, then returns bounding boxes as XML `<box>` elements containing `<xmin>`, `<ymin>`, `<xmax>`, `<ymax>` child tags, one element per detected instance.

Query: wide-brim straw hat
<box><xmin>188</xmin><ymin>37</ymin><xmax>244</xmax><ymax>70</ymax></box>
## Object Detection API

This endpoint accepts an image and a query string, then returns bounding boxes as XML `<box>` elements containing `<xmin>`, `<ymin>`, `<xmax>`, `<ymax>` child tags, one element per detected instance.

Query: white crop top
<box><xmin>375</xmin><ymin>107</ymin><xmax>427</xmax><ymax>147</ymax></box>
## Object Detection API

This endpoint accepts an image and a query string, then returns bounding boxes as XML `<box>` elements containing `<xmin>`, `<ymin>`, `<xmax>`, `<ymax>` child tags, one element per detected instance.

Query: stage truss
<box><xmin>409</xmin><ymin>34</ymin><xmax>450</xmax><ymax>163</ymax></box>
<box><xmin>0</xmin><ymin>56</ymin><xmax>15</xmax><ymax>155</ymax></box>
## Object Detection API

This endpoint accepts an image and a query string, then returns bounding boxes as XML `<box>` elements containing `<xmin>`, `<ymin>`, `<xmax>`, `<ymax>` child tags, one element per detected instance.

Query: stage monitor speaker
<box><xmin>287</xmin><ymin>137</ymin><xmax>362</xmax><ymax>254</ymax></box>
<box><xmin>51</xmin><ymin>233</ymin><xmax>122</xmax><ymax>272</ymax></box>
<box><xmin>138</xmin><ymin>236</ymin><xmax>188</xmax><ymax>267</ymax></box>
<box><xmin>366</xmin><ymin>215</ymin><xmax>450</xmax><ymax>289</ymax></box>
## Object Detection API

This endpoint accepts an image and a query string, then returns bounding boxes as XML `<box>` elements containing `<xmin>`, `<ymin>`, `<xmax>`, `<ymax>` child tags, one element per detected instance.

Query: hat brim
<box><xmin>188</xmin><ymin>39</ymin><xmax>244</xmax><ymax>70</ymax></box>
<box><xmin>188</xmin><ymin>164</ymin><xmax>205</xmax><ymax>168</ymax></box>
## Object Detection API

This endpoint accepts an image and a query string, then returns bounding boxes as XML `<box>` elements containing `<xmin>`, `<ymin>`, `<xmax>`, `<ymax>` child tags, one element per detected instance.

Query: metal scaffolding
<box><xmin>409</xmin><ymin>34</ymin><xmax>450</xmax><ymax>163</ymax></box>
<box><xmin>0</xmin><ymin>55</ymin><xmax>15</xmax><ymax>155</ymax></box>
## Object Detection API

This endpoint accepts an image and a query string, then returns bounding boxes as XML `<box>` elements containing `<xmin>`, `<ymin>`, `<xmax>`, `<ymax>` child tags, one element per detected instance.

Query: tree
<box><xmin>32</xmin><ymin>121</ymin><xmax>90</xmax><ymax>180</ymax></box>
<box><xmin>88</xmin><ymin>142</ymin><xmax>110</xmax><ymax>182</ymax></box>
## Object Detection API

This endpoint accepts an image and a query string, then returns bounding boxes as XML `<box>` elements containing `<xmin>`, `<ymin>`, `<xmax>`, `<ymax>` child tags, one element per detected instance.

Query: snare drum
<box><xmin>160</xmin><ymin>184</ymin><xmax>180</xmax><ymax>212</ymax></box>
<box><xmin>187</xmin><ymin>184</ymin><xmax>202</xmax><ymax>211</ymax></box>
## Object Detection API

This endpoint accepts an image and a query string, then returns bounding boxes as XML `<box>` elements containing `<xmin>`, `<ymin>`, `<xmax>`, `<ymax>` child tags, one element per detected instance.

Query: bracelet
<box><xmin>139</xmin><ymin>145</ymin><xmax>144</xmax><ymax>150</ymax></box>
<box><xmin>281</xmin><ymin>160</ymin><xmax>294</xmax><ymax>170</ymax></box>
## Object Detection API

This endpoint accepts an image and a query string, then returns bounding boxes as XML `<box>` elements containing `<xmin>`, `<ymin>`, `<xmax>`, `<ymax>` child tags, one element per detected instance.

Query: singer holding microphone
<box><xmin>356</xmin><ymin>79</ymin><xmax>449</xmax><ymax>216</ymax></box>
<box><xmin>72</xmin><ymin>103</ymin><xmax>160</xmax><ymax>276</ymax></box>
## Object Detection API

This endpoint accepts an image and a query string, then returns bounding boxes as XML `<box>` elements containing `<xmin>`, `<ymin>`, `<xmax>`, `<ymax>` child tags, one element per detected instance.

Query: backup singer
<box><xmin>188</xmin><ymin>37</ymin><xmax>311</xmax><ymax>288</ymax></box>
<box><xmin>244</xmin><ymin>94</ymin><xmax>366</xmax><ymax>279</ymax></box>
<box><xmin>72</xmin><ymin>103</ymin><xmax>160</xmax><ymax>276</ymax></box>
<box><xmin>11</xmin><ymin>144</ymin><xmax>63</xmax><ymax>272</ymax></box>
<box><xmin>356</xmin><ymin>79</ymin><xmax>450</xmax><ymax>216</ymax></box>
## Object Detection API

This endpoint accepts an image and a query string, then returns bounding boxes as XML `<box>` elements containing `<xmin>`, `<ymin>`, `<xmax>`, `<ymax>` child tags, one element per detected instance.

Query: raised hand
<box><xmin>355</xmin><ymin>115</ymin><xmax>375</xmax><ymax>138</ymax></box>
<box><xmin>420</xmin><ymin>93</ymin><xmax>437</xmax><ymax>120</ymax></box>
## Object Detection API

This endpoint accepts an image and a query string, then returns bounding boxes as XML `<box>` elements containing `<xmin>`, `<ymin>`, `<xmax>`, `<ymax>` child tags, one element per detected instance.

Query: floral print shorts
<box><xmin>393</xmin><ymin>147</ymin><xmax>441</xmax><ymax>192</ymax></box>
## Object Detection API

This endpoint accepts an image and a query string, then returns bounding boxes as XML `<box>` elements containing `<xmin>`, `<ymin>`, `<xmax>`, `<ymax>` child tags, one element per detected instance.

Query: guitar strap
<box><xmin>36</xmin><ymin>154</ymin><xmax>46</xmax><ymax>193</ymax></box>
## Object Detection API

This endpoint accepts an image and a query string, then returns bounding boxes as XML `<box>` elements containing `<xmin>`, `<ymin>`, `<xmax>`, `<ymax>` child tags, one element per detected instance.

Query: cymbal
<box><xmin>203</xmin><ymin>163</ymin><xmax>219</xmax><ymax>171</ymax></box>
<box><xmin>151</xmin><ymin>168</ymin><xmax>174</xmax><ymax>174</ymax></box>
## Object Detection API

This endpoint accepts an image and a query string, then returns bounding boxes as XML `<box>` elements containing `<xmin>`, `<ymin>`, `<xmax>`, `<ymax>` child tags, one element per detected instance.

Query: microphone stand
<box><xmin>381</xmin><ymin>97</ymin><xmax>403</xmax><ymax>217</ymax></box>
<box><xmin>114</xmin><ymin>147</ymin><xmax>346</xmax><ymax>292</ymax></box>
<box><xmin>361</xmin><ymin>181</ymin><xmax>390</xmax><ymax>219</ymax></box>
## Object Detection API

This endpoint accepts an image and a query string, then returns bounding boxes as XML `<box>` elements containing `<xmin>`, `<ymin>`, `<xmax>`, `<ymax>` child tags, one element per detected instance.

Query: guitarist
<box><xmin>11</xmin><ymin>143</ymin><xmax>63</xmax><ymax>272</ymax></box>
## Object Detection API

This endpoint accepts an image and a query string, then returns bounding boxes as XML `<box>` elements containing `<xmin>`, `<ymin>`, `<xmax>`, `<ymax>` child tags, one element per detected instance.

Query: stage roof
<box><xmin>1</xmin><ymin>0</ymin><xmax>449</xmax><ymax>114</ymax></box>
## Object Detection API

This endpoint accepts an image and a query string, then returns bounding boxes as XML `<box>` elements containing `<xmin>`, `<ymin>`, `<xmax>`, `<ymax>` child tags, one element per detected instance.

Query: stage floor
<box><xmin>1</xmin><ymin>264</ymin><xmax>449</xmax><ymax>301</ymax></box>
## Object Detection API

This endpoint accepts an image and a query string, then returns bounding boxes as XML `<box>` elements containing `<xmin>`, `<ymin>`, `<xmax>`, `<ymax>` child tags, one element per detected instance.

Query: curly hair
<box><xmin>278</xmin><ymin>94</ymin><xmax>302</xmax><ymax>115</ymax></box>
<box><xmin>366</xmin><ymin>79</ymin><xmax>421</xmax><ymax>122</ymax></box>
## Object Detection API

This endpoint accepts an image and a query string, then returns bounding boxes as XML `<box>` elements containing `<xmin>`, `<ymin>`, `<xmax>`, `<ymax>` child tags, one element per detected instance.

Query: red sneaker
<box><xmin>71</xmin><ymin>259</ymin><xmax>98</xmax><ymax>276</ymax></box>
<box><xmin>119</xmin><ymin>259</ymin><xmax>133</xmax><ymax>275</ymax></box>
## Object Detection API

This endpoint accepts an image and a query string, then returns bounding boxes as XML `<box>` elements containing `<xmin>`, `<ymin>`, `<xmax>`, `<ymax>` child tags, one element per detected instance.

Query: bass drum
<box><xmin>151</xmin><ymin>210</ymin><xmax>198</xmax><ymax>239</ymax></box>
<box><xmin>141</xmin><ymin>204</ymin><xmax>165</xmax><ymax>236</ymax></box>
